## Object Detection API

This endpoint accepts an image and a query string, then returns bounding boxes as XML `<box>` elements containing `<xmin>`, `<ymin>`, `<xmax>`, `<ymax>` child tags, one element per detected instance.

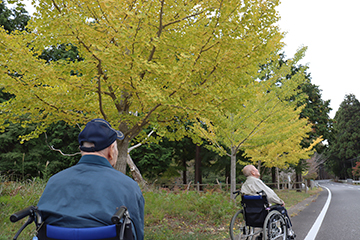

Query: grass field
<box><xmin>0</xmin><ymin>178</ymin><xmax>322</xmax><ymax>240</ymax></box>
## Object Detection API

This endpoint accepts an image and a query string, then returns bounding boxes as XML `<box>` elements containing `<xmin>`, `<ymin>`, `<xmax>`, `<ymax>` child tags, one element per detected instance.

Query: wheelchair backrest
<box><xmin>36</xmin><ymin>223</ymin><xmax>134</xmax><ymax>240</ymax></box>
<box><xmin>241</xmin><ymin>195</ymin><xmax>269</xmax><ymax>228</ymax></box>
<box><xmin>10</xmin><ymin>206</ymin><xmax>135</xmax><ymax>240</ymax></box>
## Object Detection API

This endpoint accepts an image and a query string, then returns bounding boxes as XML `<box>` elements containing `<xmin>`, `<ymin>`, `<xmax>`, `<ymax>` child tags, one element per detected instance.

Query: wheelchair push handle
<box><xmin>232</xmin><ymin>190</ymin><xmax>241</xmax><ymax>199</ymax></box>
<box><xmin>256</xmin><ymin>190</ymin><xmax>266</xmax><ymax>196</ymax></box>
<box><xmin>111</xmin><ymin>206</ymin><xmax>127</xmax><ymax>224</ymax></box>
<box><xmin>10</xmin><ymin>206</ymin><xmax>36</xmax><ymax>223</ymax></box>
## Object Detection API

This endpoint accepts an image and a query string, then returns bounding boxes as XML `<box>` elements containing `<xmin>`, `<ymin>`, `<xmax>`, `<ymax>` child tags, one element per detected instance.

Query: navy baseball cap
<box><xmin>78</xmin><ymin>118</ymin><xmax>124</xmax><ymax>152</ymax></box>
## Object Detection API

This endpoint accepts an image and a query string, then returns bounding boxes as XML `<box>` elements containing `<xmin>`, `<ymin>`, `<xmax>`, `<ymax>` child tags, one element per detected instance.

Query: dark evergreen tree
<box><xmin>39</xmin><ymin>43</ymin><xmax>83</xmax><ymax>63</ymax></box>
<box><xmin>130</xmin><ymin>139</ymin><xmax>176</xmax><ymax>182</ymax></box>
<box><xmin>327</xmin><ymin>94</ymin><xmax>360</xmax><ymax>179</ymax></box>
<box><xmin>298</xmin><ymin>81</ymin><xmax>332</xmax><ymax>152</ymax></box>
<box><xmin>0</xmin><ymin>120</ymin><xmax>80</xmax><ymax>179</ymax></box>
<box><xmin>294</xmin><ymin>70</ymin><xmax>332</xmax><ymax>185</ymax></box>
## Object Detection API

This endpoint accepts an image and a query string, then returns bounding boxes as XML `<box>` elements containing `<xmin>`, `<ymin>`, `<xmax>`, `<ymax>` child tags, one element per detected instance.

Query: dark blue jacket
<box><xmin>37</xmin><ymin>155</ymin><xmax>144</xmax><ymax>239</ymax></box>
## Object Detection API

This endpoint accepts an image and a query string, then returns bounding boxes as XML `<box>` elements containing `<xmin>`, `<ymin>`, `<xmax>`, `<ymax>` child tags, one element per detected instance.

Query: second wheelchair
<box><xmin>229</xmin><ymin>190</ymin><xmax>293</xmax><ymax>240</ymax></box>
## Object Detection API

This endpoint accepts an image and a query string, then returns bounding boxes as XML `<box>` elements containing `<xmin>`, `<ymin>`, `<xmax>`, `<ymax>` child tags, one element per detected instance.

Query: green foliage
<box><xmin>298</xmin><ymin>82</ymin><xmax>332</xmax><ymax>151</ymax></box>
<box><xmin>132</xmin><ymin>140</ymin><xmax>177</xmax><ymax>181</ymax></box>
<box><xmin>0</xmin><ymin>0</ymin><xmax>29</xmax><ymax>33</ymax></box>
<box><xmin>38</xmin><ymin>43</ymin><xmax>83</xmax><ymax>64</ymax></box>
<box><xmin>0</xmin><ymin>121</ymin><xmax>80</xmax><ymax>179</ymax></box>
<box><xmin>131</xmin><ymin>136</ymin><xmax>247</xmax><ymax>184</ymax></box>
<box><xmin>0</xmin><ymin>87</ymin><xmax>14</xmax><ymax>102</ymax></box>
<box><xmin>0</xmin><ymin>177</ymin><xmax>45</xmax><ymax>239</ymax></box>
<box><xmin>143</xmin><ymin>190</ymin><xmax>235</xmax><ymax>239</ymax></box>
<box><xmin>328</xmin><ymin>94</ymin><xmax>360</xmax><ymax>178</ymax></box>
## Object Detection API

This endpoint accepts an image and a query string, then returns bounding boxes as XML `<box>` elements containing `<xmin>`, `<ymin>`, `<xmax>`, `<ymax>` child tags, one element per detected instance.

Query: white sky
<box><xmin>18</xmin><ymin>0</ymin><xmax>360</xmax><ymax>118</ymax></box>
<box><xmin>277</xmin><ymin>0</ymin><xmax>360</xmax><ymax>118</ymax></box>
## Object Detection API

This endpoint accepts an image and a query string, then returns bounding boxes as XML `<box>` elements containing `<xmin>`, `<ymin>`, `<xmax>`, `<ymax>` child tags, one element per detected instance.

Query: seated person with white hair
<box><xmin>241</xmin><ymin>165</ymin><xmax>295</xmax><ymax>239</ymax></box>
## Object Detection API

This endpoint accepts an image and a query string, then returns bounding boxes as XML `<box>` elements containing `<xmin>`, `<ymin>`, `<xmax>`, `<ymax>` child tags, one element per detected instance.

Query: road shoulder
<box><xmin>288</xmin><ymin>189</ymin><xmax>322</xmax><ymax>217</ymax></box>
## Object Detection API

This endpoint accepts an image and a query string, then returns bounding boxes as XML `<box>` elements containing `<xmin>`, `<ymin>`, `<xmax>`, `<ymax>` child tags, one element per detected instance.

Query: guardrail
<box><xmin>337</xmin><ymin>179</ymin><xmax>360</xmax><ymax>184</ymax></box>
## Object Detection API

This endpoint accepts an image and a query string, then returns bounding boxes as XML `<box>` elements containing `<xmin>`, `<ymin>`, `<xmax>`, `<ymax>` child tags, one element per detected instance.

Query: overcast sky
<box><xmin>277</xmin><ymin>0</ymin><xmax>360</xmax><ymax>118</ymax></box>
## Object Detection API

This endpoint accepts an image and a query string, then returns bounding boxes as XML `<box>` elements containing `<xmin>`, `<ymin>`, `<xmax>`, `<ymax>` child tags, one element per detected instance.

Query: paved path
<box><xmin>290</xmin><ymin>180</ymin><xmax>360</xmax><ymax>240</ymax></box>
<box><xmin>289</xmin><ymin>186</ymin><xmax>326</xmax><ymax>240</ymax></box>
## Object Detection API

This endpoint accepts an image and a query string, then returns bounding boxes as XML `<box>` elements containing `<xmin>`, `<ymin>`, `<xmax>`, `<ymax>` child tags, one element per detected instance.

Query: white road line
<box><xmin>304</xmin><ymin>185</ymin><xmax>331</xmax><ymax>240</ymax></box>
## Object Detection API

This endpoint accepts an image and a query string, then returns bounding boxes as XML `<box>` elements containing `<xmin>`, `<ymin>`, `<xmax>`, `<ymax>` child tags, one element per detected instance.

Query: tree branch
<box><xmin>45</xmin><ymin>133</ymin><xmax>81</xmax><ymax>156</ymax></box>
<box><xmin>128</xmin><ymin>129</ymin><xmax>155</xmax><ymax>152</ymax></box>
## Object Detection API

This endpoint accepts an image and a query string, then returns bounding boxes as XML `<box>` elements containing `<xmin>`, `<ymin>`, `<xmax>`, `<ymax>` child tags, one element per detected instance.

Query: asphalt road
<box><xmin>291</xmin><ymin>180</ymin><xmax>360</xmax><ymax>240</ymax></box>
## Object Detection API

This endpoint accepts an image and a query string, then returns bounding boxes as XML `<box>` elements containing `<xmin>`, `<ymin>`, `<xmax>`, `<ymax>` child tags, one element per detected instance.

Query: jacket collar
<box><xmin>78</xmin><ymin>155</ymin><xmax>113</xmax><ymax>168</ymax></box>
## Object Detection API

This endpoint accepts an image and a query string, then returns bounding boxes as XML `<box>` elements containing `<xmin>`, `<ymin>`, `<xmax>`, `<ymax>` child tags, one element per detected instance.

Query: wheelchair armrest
<box><xmin>242</xmin><ymin>195</ymin><xmax>263</xmax><ymax>200</ymax></box>
<box><xmin>267</xmin><ymin>204</ymin><xmax>283</xmax><ymax>210</ymax></box>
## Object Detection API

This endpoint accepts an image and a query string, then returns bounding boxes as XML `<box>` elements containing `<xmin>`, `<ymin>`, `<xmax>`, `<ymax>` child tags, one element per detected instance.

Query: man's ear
<box><xmin>105</xmin><ymin>145</ymin><xmax>113</xmax><ymax>160</ymax></box>
<box><xmin>108</xmin><ymin>142</ymin><xmax>117</xmax><ymax>160</ymax></box>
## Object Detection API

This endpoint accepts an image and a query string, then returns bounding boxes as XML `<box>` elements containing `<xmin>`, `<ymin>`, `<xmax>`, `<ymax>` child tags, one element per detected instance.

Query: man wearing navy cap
<box><xmin>37</xmin><ymin>118</ymin><xmax>144</xmax><ymax>239</ymax></box>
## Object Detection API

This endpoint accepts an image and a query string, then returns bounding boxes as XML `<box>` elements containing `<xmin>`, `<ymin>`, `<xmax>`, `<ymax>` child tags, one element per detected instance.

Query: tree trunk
<box><xmin>276</xmin><ymin>167</ymin><xmax>280</xmax><ymax>190</ymax></box>
<box><xmin>115</xmin><ymin>138</ymin><xmax>147</xmax><ymax>187</ymax></box>
<box><xmin>296</xmin><ymin>172</ymin><xmax>302</xmax><ymax>192</ymax></box>
<box><xmin>183</xmin><ymin>158</ymin><xmax>187</xmax><ymax>184</ymax></box>
<box><xmin>257</xmin><ymin>160</ymin><xmax>261</xmax><ymax>175</ymax></box>
<box><xmin>271</xmin><ymin>167</ymin><xmax>276</xmax><ymax>187</ymax></box>
<box><xmin>127</xmin><ymin>154</ymin><xmax>147</xmax><ymax>188</ymax></box>
<box><xmin>195</xmin><ymin>145</ymin><xmax>202</xmax><ymax>190</ymax></box>
<box><xmin>230</xmin><ymin>146</ymin><xmax>237</xmax><ymax>200</ymax></box>
<box><xmin>115</xmin><ymin>139</ymin><xmax>129</xmax><ymax>174</ymax></box>
<box><xmin>225</xmin><ymin>165</ymin><xmax>230</xmax><ymax>184</ymax></box>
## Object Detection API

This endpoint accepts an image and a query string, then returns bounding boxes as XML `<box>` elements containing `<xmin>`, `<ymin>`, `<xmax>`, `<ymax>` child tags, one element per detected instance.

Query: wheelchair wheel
<box><xmin>229</xmin><ymin>210</ymin><xmax>256</xmax><ymax>240</ymax></box>
<box><xmin>263</xmin><ymin>210</ymin><xmax>287</xmax><ymax>240</ymax></box>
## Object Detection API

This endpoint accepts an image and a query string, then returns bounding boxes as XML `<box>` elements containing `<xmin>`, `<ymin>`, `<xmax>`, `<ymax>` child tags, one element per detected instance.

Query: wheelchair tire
<box><xmin>263</xmin><ymin>210</ymin><xmax>287</xmax><ymax>240</ymax></box>
<box><xmin>229</xmin><ymin>209</ymin><xmax>256</xmax><ymax>240</ymax></box>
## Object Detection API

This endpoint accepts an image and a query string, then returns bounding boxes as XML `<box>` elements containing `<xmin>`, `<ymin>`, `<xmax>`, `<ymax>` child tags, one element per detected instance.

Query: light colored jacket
<box><xmin>241</xmin><ymin>176</ymin><xmax>283</xmax><ymax>205</ymax></box>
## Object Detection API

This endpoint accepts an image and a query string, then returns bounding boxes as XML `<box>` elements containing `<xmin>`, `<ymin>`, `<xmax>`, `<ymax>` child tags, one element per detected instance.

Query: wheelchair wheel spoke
<box><xmin>263</xmin><ymin>210</ymin><xmax>288</xmax><ymax>240</ymax></box>
<box><xmin>230</xmin><ymin>210</ymin><xmax>256</xmax><ymax>240</ymax></box>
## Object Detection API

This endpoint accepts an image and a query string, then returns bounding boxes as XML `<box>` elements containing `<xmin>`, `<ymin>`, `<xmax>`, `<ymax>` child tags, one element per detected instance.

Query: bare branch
<box><xmin>45</xmin><ymin>133</ymin><xmax>81</xmax><ymax>156</ymax></box>
<box><xmin>128</xmin><ymin>129</ymin><xmax>155</xmax><ymax>152</ymax></box>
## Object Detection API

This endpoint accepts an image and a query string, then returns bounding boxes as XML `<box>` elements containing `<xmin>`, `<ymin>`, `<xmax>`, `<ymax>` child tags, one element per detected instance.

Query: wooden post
<box><xmin>216</xmin><ymin>179</ymin><xmax>222</xmax><ymax>190</ymax></box>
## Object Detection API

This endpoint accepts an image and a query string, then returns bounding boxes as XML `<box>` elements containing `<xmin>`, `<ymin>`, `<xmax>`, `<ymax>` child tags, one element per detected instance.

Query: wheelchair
<box><xmin>229</xmin><ymin>190</ymin><xmax>291</xmax><ymax>240</ymax></box>
<box><xmin>10</xmin><ymin>205</ymin><xmax>136</xmax><ymax>240</ymax></box>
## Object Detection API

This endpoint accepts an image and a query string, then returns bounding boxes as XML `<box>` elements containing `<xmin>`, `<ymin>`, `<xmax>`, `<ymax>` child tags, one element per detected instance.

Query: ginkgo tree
<box><xmin>0</xmin><ymin>0</ymin><xmax>284</xmax><ymax>182</ymax></box>
<box><xmin>192</xmin><ymin>49</ymin><xmax>322</xmax><ymax>198</ymax></box>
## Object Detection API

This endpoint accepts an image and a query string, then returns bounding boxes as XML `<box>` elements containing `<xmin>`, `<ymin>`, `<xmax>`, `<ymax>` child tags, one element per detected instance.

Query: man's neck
<box><xmin>82</xmin><ymin>151</ymin><xmax>107</xmax><ymax>159</ymax></box>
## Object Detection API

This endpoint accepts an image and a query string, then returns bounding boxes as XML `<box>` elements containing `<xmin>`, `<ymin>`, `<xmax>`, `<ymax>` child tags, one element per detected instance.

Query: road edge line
<box><xmin>303</xmin><ymin>185</ymin><xmax>331</xmax><ymax>240</ymax></box>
